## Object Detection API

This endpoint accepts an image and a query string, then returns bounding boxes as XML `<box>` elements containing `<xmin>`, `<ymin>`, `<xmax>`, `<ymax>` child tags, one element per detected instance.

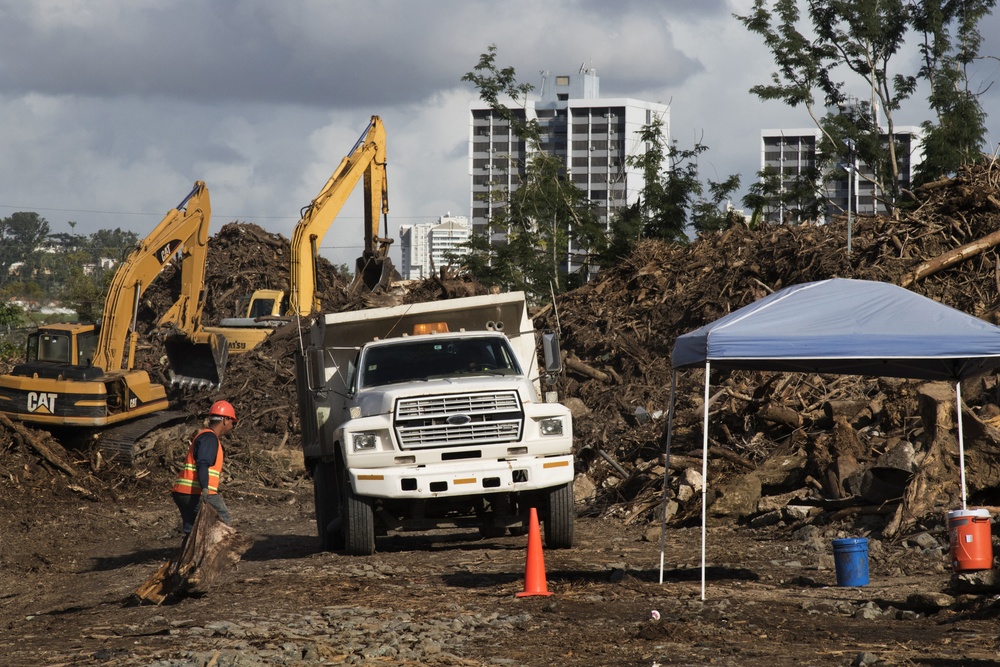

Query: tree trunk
<box><xmin>899</xmin><ymin>227</ymin><xmax>1000</xmax><ymax>287</ymax></box>
<box><xmin>134</xmin><ymin>502</ymin><xmax>254</xmax><ymax>605</ymax></box>
<box><xmin>885</xmin><ymin>382</ymin><xmax>959</xmax><ymax>538</ymax></box>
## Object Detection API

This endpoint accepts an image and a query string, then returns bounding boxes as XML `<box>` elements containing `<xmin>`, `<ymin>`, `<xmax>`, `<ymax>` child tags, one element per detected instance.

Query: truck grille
<box><xmin>395</xmin><ymin>391</ymin><xmax>523</xmax><ymax>449</ymax></box>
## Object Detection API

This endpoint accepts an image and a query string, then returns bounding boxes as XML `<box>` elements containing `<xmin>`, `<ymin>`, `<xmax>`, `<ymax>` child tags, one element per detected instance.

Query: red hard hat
<box><xmin>208</xmin><ymin>400</ymin><xmax>237</xmax><ymax>423</ymax></box>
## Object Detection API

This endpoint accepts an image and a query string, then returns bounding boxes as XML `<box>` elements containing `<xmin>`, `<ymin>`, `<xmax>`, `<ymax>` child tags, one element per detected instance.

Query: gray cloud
<box><xmin>0</xmin><ymin>0</ymin><xmax>997</xmax><ymax>270</ymax></box>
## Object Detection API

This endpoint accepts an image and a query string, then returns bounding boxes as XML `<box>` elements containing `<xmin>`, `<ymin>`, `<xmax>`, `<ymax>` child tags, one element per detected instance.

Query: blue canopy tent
<box><xmin>664</xmin><ymin>278</ymin><xmax>1000</xmax><ymax>598</ymax></box>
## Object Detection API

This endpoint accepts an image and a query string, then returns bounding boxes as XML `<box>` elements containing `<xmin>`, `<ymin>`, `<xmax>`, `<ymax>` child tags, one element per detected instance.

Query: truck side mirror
<box><xmin>542</xmin><ymin>332</ymin><xmax>562</xmax><ymax>374</ymax></box>
<box><xmin>305</xmin><ymin>346</ymin><xmax>326</xmax><ymax>393</ymax></box>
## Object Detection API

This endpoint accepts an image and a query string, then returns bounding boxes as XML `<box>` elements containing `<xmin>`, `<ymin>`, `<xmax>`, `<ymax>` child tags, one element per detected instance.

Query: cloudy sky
<box><xmin>3</xmin><ymin>0</ymin><xmax>1000</xmax><ymax>268</ymax></box>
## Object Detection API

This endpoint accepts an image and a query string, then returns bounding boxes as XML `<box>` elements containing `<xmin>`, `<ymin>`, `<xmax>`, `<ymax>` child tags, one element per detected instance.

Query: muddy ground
<box><xmin>2</xmin><ymin>453</ymin><xmax>999</xmax><ymax>667</ymax></box>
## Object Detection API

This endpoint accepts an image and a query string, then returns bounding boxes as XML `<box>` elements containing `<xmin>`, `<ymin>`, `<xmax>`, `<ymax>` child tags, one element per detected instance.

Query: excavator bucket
<box><xmin>163</xmin><ymin>331</ymin><xmax>228</xmax><ymax>389</ymax></box>
<box><xmin>348</xmin><ymin>253</ymin><xmax>395</xmax><ymax>295</ymax></box>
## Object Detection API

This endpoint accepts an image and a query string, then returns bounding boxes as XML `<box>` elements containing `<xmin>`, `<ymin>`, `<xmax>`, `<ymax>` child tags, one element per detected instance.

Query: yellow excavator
<box><xmin>165</xmin><ymin>115</ymin><xmax>395</xmax><ymax>386</ymax></box>
<box><xmin>308</xmin><ymin>113</ymin><xmax>394</xmax><ymax>302</ymax></box>
<box><xmin>245</xmin><ymin>114</ymin><xmax>394</xmax><ymax>314</ymax></box>
<box><xmin>0</xmin><ymin>182</ymin><xmax>225</xmax><ymax>435</ymax></box>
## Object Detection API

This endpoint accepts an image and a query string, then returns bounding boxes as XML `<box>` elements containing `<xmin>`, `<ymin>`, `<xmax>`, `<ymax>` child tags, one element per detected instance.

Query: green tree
<box><xmin>86</xmin><ymin>228</ymin><xmax>139</xmax><ymax>264</ymax></box>
<box><xmin>0</xmin><ymin>301</ymin><xmax>22</xmax><ymax>358</ymax></box>
<box><xmin>692</xmin><ymin>174</ymin><xmax>743</xmax><ymax>234</ymax></box>
<box><xmin>64</xmin><ymin>264</ymin><xmax>112</xmax><ymax>323</ymax></box>
<box><xmin>602</xmin><ymin>118</ymin><xmax>740</xmax><ymax>262</ymax></box>
<box><xmin>628</xmin><ymin>116</ymin><xmax>693</xmax><ymax>244</ymax></box>
<box><xmin>911</xmin><ymin>0</ymin><xmax>996</xmax><ymax>183</ymax></box>
<box><xmin>0</xmin><ymin>212</ymin><xmax>50</xmax><ymax>285</ymax></box>
<box><xmin>737</xmin><ymin>0</ymin><xmax>916</xmax><ymax>216</ymax></box>
<box><xmin>743</xmin><ymin>165</ymin><xmax>825</xmax><ymax>225</ymax></box>
<box><xmin>461</xmin><ymin>45</ymin><xmax>605</xmax><ymax>300</ymax></box>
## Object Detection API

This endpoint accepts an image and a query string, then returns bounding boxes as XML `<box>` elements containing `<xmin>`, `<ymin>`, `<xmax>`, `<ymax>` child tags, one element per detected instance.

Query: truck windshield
<box><xmin>360</xmin><ymin>337</ymin><xmax>522</xmax><ymax>388</ymax></box>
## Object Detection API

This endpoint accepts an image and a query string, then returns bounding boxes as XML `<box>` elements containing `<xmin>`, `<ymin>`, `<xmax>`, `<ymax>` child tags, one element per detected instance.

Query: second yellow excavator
<box><xmin>240</xmin><ymin>114</ymin><xmax>395</xmax><ymax>317</ymax></box>
<box><xmin>165</xmin><ymin>116</ymin><xmax>395</xmax><ymax>386</ymax></box>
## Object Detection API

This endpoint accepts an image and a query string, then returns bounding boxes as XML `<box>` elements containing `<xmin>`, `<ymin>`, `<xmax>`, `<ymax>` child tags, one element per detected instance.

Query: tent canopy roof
<box><xmin>671</xmin><ymin>279</ymin><xmax>1000</xmax><ymax>381</ymax></box>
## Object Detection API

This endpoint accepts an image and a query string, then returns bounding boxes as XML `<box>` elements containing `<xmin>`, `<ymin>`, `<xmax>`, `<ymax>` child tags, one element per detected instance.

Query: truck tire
<box><xmin>343</xmin><ymin>477</ymin><xmax>376</xmax><ymax>556</ymax></box>
<box><xmin>544</xmin><ymin>482</ymin><xmax>575</xmax><ymax>549</ymax></box>
<box><xmin>313</xmin><ymin>461</ymin><xmax>344</xmax><ymax>551</ymax></box>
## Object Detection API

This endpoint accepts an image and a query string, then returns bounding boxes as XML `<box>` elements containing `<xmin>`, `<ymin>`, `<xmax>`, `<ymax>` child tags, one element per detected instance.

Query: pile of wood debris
<box><xmin>538</xmin><ymin>161</ymin><xmax>1000</xmax><ymax>537</ymax></box>
<box><xmin>7</xmin><ymin>163</ymin><xmax>1000</xmax><ymax>541</ymax></box>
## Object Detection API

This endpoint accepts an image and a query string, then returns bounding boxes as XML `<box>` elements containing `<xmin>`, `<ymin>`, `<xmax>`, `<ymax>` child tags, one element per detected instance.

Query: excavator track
<box><xmin>97</xmin><ymin>410</ymin><xmax>191</xmax><ymax>460</ymax></box>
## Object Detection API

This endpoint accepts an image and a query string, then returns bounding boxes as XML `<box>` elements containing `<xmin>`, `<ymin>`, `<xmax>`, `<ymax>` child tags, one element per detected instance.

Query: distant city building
<box><xmin>399</xmin><ymin>214</ymin><xmax>472</xmax><ymax>280</ymax></box>
<box><xmin>470</xmin><ymin>67</ymin><xmax>669</xmax><ymax>273</ymax></box>
<box><xmin>760</xmin><ymin>126</ymin><xmax>924</xmax><ymax>224</ymax></box>
<box><xmin>82</xmin><ymin>258</ymin><xmax>116</xmax><ymax>276</ymax></box>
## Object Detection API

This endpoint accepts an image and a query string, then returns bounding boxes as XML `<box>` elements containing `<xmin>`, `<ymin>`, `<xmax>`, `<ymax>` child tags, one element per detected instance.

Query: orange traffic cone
<box><xmin>517</xmin><ymin>507</ymin><xmax>553</xmax><ymax>597</ymax></box>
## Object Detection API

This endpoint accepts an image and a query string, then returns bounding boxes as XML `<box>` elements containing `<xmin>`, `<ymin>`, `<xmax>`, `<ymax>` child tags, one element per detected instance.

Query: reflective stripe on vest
<box><xmin>171</xmin><ymin>428</ymin><xmax>224</xmax><ymax>495</ymax></box>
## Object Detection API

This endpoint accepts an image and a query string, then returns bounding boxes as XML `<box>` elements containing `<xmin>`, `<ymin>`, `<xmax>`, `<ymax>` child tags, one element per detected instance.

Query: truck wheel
<box><xmin>313</xmin><ymin>461</ymin><xmax>343</xmax><ymax>551</ymax></box>
<box><xmin>343</xmin><ymin>479</ymin><xmax>376</xmax><ymax>556</ymax></box>
<box><xmin>544</xmin><ymin>482</ymin><xmax>575</xmax><ymax>549</ymax></box>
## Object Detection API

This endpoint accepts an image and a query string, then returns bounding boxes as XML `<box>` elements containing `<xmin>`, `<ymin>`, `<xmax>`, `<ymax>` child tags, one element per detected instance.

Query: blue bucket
<box><xmin>832</xmin><ymin>537</ymin><xmax>869</xmax><ymax>586</ymax></box>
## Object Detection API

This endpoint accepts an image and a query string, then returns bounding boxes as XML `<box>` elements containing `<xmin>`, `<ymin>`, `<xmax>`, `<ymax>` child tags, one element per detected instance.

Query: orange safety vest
<box><xmin>171</xmin><ymin>428</ymin><xmax>224</xmax><ymax>495</ymax></box>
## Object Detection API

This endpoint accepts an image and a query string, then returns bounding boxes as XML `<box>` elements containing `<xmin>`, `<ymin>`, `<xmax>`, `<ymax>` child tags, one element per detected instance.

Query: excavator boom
<box><xmin>292</xmin><ymin>115</ymin><xmax>394</xmax><ymax>309</ymax></box>
<box><xmin>163</xmin><ymin>116</ymin><xmax>396</xmax><ymax>387</ymax></box>
<box><xmin>92</xmin><ymin>182</ymin><xmax>214</xmax><ymax>372</ymax></box>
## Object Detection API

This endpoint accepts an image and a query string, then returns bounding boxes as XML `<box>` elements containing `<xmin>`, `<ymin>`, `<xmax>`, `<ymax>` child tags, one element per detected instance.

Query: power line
<box><xmin>0</xmin><ymin>203</ymin><xmax>452</xmax><ymax>222</ymax></box>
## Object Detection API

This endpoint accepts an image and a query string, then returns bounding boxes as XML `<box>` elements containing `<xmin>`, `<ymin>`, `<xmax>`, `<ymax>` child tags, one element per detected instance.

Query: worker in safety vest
<box><xmin>171</xmin><ymin>400</ymin><xmax>237</xmax><ymax>540</ymax></box>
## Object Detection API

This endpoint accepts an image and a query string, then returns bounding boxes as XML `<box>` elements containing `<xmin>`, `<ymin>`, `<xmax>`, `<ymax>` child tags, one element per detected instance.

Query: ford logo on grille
<box><xmin>447</xmin><ymin>414</ymin><xmax>472</xmax><ymax>426</ymax></box>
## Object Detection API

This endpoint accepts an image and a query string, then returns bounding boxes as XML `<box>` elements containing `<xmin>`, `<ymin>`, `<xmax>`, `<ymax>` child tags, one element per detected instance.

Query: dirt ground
<box><xmin>2</xmin><ymin>461</ymin><xmax>999</xmax><ymax>667</ymax></box>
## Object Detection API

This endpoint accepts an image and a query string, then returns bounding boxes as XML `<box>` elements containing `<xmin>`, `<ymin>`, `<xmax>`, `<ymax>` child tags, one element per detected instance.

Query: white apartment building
<box><xmin>760</xmin><ymin>127</ymin><xmax>924</xmax><ymax>223</ymax></box>
<box><xmin>399</xmin><ymin>214</ymin><xmax>472</xmax><ymax>280</ymax></box>
<box><xmin>469</xmin><ymin>67</ymin><xmax>670</xmax><ymax>257</ymax></box>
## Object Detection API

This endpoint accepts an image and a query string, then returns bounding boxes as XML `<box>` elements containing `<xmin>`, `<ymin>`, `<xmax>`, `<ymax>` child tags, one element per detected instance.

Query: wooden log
<box><xmin>885</xmin><ymin>382</ymin><xmax>958</xmax><ymax>538</ymax></box>
<box><xmin>707</xmin><ymin>445</ymin><xmax>756</xmax><ymax>470</ymax></box>
<box><xmin>822</xmin><ymin>400</ymin><xmax>867</xmax><ymax>421</ymax></box>
<box><xmin>564</xmin><ymin>355</ymin><xmax>612</xmax><ymax>383</ymax></box>
<box><xmin>899</xmin><ymin>227</ymin><xmax>1000</xmax><ymax>287</ymax></box>
<box><xmin>134</xmin><ymin>502</ymin><xmax>254</xmax><ymax>605</ymax></box>
<box><xmin>0</xmin><ymin>414</ymin><xmax>77</xmax><ymax>477</ymax></box>
<box><xmin>759</xmin><ymin>403</ymin><xmax>803</xmax><ymax>429</ymax></box>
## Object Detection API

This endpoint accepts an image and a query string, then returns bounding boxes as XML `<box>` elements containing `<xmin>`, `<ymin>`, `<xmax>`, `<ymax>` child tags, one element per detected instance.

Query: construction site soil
<box><xmin>7</xmin><ymin>163</ymin><xmax>1000</xmax><ymax>664</ymax></box>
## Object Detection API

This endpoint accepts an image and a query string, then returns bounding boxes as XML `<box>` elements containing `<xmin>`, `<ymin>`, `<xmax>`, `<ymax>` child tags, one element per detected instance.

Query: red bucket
<box><xmin>947</xmin><ymin>508</ymin><xmax>993</xmax><ymax>572</ymax></box>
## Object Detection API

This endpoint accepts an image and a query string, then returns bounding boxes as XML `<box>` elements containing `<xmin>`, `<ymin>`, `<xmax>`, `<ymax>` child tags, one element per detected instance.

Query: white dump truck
<box><xmin>294</xmin><ymin>291</ymin><xmax>574</xmax><ymax>555</ymax></box>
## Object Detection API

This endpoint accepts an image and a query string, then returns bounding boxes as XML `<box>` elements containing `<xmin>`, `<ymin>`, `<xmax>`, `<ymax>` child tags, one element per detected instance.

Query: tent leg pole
<box><xmin>659</xmin><ymin>370</ymin><xmax>677</xmax><ymax>585</ymax></box>
<box><xmin>701</xmin><ymin>362</ymin><xmax>710</xmax><ymax>601</ymax></box>
<box><xmin>957</xmin><ymin>381</ymin><xmax>967</xmax><ymax>510</ymax></box>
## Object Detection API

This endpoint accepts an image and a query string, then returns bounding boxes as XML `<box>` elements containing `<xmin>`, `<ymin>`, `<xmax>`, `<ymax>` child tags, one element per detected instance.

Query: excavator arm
<box><xmin>290</xmin><ymin>115</ymin><xmax>394</xmax><ymax>314</ymax></box>
<box><xmin>91</xmin><ymin>182</ymin><xmax>222</xmax><ymax>381</ymax></box>
<box><xmin>164</xmin><ymin>118</ymin><xmax>394</xmax><ymax>388</ymax></box>
<box><xmin>156</xmin><ymin>182</ymin><xmax>211</xmax><ymax>335</ymax></box>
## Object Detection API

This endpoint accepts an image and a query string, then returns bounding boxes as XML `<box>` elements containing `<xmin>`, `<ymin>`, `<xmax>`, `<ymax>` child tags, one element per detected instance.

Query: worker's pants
<box><xmin>172</xmin><ymin>491</ymin><xmax>231</xmax><ymax>536</ymax></box>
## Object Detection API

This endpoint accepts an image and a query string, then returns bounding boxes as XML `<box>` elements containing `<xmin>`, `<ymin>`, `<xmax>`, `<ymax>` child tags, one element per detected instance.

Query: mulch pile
<box><xmin>536</xmin><ymin>161</ymin><xmax>1000</xmax><ymax>535</ymax></box>
<box><xmin>7</xmin><ymin>162</ymin><xmax>1000</xmax><ymax>538</ymax></box>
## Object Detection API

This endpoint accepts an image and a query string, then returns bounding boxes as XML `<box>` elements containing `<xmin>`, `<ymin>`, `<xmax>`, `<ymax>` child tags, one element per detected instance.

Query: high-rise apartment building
<box><xmin>469</xmin><ymin>68</ymin><xmax>669</xmax><ymax>266</ymax></box>
<box><xmin>399</xmin><ymin>214</ymin><xmax>472</xmax><ymax>280</ymax></box>
<box><xmin>760</xmin><ymin>127</ymin><xmax>924</xmax><ymax>223</ymax></box>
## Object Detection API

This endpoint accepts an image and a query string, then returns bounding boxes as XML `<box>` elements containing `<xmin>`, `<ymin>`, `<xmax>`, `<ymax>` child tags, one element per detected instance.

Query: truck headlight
<box><xmin>352</xmin><ymin>432</ymin><xmax>378</xmax><ymax>451</ymax></box>
<box><xmin>539</xmin><ymin>418</ymin><xmax>564</xmax><ymax>436</ymax></box>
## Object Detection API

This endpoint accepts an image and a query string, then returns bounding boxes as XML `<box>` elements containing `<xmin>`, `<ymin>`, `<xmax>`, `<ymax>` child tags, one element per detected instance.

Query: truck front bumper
<box><xmin>349</xmin><ymin>454</ymin><xmax>574</xmax><ymax>499</ymax></box>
